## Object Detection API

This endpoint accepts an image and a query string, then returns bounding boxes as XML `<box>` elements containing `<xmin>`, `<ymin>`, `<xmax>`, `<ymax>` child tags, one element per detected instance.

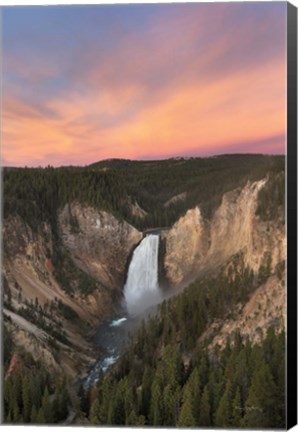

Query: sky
<box><xmin>2</xmin><ymin>2</ymin><xmax>287</xmax><ymax>167</ymax></box>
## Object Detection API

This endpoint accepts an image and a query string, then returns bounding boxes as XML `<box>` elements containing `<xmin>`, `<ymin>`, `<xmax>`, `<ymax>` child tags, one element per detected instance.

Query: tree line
<box><xmin>4</xmin><ymin>155</ymin><xmax>284</xmax><ymax>233</ymax></box>
<box><xmin>86</xmin><ymin>329</ymin><xmax>284</xmax><ymax>428</ymax></box>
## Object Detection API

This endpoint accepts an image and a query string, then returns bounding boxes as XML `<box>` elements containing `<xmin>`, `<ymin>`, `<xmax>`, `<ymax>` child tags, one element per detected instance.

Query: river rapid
<box><xmin>83</xmin><ymin>314</ymin><xmax>141</xmax><ymax>390</ymax></box>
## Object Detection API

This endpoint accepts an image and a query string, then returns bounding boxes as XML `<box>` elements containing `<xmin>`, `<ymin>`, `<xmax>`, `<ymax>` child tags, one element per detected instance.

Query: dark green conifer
<box><xmin>214</xmin><ymin>381</ymin><xmax>233</xmax><ymax>427</ymax></box>
<box><xmin>22</xmin><ymin>375</ymin><xmax>32</xmax><ymax>422</ymax></box>
<box><xmin>30</xmin><ymin>405</ymin><xmax>38</xmax><ymax>423</ymax></box>
<box><xmin>232</xmin><ymin>386</ymin><xmax>242</xmax><ymax>426</ymax></box>
<box><xmin>198</xmin><ymin>385</ymin><xmax>211</xmax><ymax>426</ymax></box>
<box><xmin>178</xmin><ymin>384</ymin><xmax>196</xmax><ymax>427</ymax></box>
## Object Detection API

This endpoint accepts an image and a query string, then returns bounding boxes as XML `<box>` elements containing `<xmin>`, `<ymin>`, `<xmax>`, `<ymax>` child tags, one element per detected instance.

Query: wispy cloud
<box><xmin>2</xmin><ymin>2</ymin><xmax>286</xmax><ymax>166</ymax></box>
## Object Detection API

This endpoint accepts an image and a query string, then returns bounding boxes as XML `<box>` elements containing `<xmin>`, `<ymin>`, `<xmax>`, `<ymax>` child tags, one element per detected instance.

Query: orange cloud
<box><xmin>87</xmin><ymin>57</ymin><xmax>286</xmax><ymax>159</ymax></box>
<box><xmin>2</xmin><ymin>53</ymin><xmax>286</xmax><ymax>166</ymax></box>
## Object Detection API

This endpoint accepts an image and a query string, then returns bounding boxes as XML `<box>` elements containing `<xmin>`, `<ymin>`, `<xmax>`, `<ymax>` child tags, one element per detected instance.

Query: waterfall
<box><xmin>124</xmin><ymin>234</ymin><xmax>162</xmax><ymax>316</ymax></box>
<box><xmin>84</xmin><ymin>234</ymin><xmax>162</xmax><ymax>389</ymax></box>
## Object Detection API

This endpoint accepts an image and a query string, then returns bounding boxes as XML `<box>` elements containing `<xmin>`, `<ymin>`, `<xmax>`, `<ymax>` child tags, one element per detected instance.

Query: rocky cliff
<box><xmin>204</xmin><ymin>273</ymin><xmax>286</xmax><ymax>349</ymax></box>
<box><xmin>160</xmin><ymin>207</ymin><xmax>209</xmax><ymax>286</ymax></box>
<box><xmin>161</xmin><ymin>177</ymin><xmax>285</xmax><ymax>347</ymax></box>
<box><xmin>3</xmin><ymin>206</ymin><xmax>142</xmax><ymax>375</ymax></box>
<box><xmin>58</xmin><ymin>203</ymin><xmax>142</xmax><ymax>289</ymax></box>
<box><xmin>162</xmin><ymin>179</ymin><xmax>285</xmax><ymax>286</ymax></box>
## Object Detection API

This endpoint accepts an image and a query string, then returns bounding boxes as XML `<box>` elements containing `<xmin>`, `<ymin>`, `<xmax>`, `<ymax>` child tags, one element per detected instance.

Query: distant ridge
<box><xmin>88</xmin><ymin>153</ymin><xmax>280</xmax><ymax>170</ymax></box>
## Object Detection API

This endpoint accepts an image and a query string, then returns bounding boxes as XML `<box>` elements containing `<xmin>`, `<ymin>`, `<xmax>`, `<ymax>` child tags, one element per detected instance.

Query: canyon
<box><xmin>2</xmin><ymin>157</ymin><xmax>285</xmax><ymax>385</ymax></box>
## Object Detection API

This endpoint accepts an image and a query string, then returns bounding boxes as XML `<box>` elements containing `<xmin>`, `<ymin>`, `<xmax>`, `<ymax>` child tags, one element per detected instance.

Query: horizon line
<box><xmin>2</xmin><ymin>152</ymin><xmax>286</xmax><ymax>169</ymax></box>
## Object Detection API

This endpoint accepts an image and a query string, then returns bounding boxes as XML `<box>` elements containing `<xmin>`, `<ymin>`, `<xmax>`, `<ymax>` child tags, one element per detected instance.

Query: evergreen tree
<box><xmin>159</xmin><ymin>345</ymin><xmax>183</xmax><ymax>388</ymax></box>
<box><xmin>126</xmin><ymin>410</ymin><xmax>146</xmax><ymax>426</ymax></box>
<box><xmin>36</xmin><ymin>407</ymin><xmax>46</xmax><ymax>424</ymax></box>
<box><xmin>12</xmin><ymin>375</ymin><xmax>23</xmax><ymax>410</ymax></box>
<box><xmin>31</xmin><ymin>376</ymin><xmax>42</xmax><ymax>410</ymax></box>
<box><xmin>3</xmin><ymin>379</ymin><xmax>13</xmax><ymax>418</ymax></box>
<box><xmin>198</xmin><ymin>354</ymin><xmax>209</xmax><ymax>391</ymax></box>
<box><xmin>140</xmin><ymin>366</ymin><xmax>153</xmax><ymax>417</ymax></box>
<box><xmin>6</xmin><ymin>410</ymin><xmax>12</xmax><ymax>423</ymax></box>
<box><xmin>232</xmin><ymin>386</ymin><xmax>242</xmax><ymax>426</ymax></box>
<box><xmin>126</xmin><ymin>409</ymin><xmax>138</xmax><ymax>426</ymax></box>
<box><xmin>187</xmin><ymin>367</ymin><xmax>201</xmax><ymax>422</ymax></box>
<box><xmin>150</xmin><ymin>377</ymin><xmax>163</xmax><ymax>426</ymax></box>
<box><xmin>98</xmin><ymin>376</ymin><xmax>114</xmax><ymax>423</ymax></box>
<box><xmin>163</xmin><ymin>384</ymin><xmax>181</xmax><ymax>426</ymax></box>
<box><xmin>89</xmin><ymin>399</ymin><xmax>101</xmax><ymax>425</ymax></box>
<box><xmin>41</xmin><ymin>386</ymin><xmax>53</xmax><ymax>424</ymax></box>
<box><xmin>30</xmin><ymin>405</ymin><xmax>38</xmax><ymax>423</ymax></box>
<box><xmin>242</xmin><ymin>361</ymin><xmax>279</xmax><ymax>428</ymax></box>
<box><xmin>12</xmin><ymin>401</ymin><xmax>20</xmax><ymax>423</ymax></box>
<box><xmin>110</xmin><ymin>379</ymin><xmax>127</xmax><ymax>425</ymax></box>
<box><xmin>22</xmin><ymin>375</ymin><xmax>32</xmax><ymax>422</ymax></box>
<box><xmin>207</xmin><ymin>366</ymin><xmax>223</xmax><ymax>421</ymax></box>
<box><xmin>198</xmin><ymin>385</ymin><xmax>211</xmax><ymax>426</ymax></box>
<box><xmin>214</xmin><ymin>381</ymin><xmax>233</xmax><ymax>427</ymax></box>
<box><xmin>52</xmin><ymin>396</ymin><xmax>60</xmax><ymax>423</ymax></box>
<box><xmin>233</xmin><ymin>346</ymin><xmax>250</xmax><ymax>403</ymax></box>
<box><xmin>78</xmin><ymin>386</ymin><xmax>90</xmax><ymax>417</ymax></box>
<box><xmin>124</xmin><ymin>381</ymin><xmax>135</xmax><ymax>423</ymax></box>
<box><xmin>58</xmin><ymin>385</ymin><xmax>69</xmax><ymax>420</ymax></box>
<box><xmin>178</xmin><ymin>384</ymin><xmax>196</xmax><ymax>427</ymax></box>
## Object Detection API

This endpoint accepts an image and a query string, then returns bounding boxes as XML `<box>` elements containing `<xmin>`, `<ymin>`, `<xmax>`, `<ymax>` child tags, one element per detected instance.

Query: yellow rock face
<box><xmin>162</xmin><ymin>179</ymin><xmax>285</xmax><ymax>287</ymax></box>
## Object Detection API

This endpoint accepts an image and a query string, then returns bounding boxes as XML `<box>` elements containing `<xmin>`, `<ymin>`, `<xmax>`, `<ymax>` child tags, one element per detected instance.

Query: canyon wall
<box><xmin>58</xmin><ymin>203</ymin><xmax>143</xmax><ymax>289</ymax></box>
<box><xmin>161</xmin><ymin>178</ymin><xmax>286</xmax><ymax>347</ymax></box>
<box><xmin>162</xmin><ymin>179</ymin><xmax>285</xmax><ymax>286</ymax></box>
<box><xmin>3</xmin><ymin>206</ymin><xmax>142</xmax><ymax>375</ymax></box>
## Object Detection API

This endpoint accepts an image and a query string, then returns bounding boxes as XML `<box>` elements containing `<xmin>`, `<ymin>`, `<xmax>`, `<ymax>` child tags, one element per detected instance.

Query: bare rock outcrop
<box><xmin>4</xmin><ymin>308</ymin><xmax>96</xmax><ymax>377</ymax></box>
<box><xmin>164</xmin><ymin>192</ymin><xmax>187</xmax><ymax>208</ymax></box>
<box><xmin>3</xmin><ymin>215</ymin><xmax>109</xmax><ymax>321</ymax></box>
<box><xmin>130</xmin><ymin>200</ymin><xmax>148</xmax><ymax>219</ymax></box>
<box><xmin>161</xmin><ymin>207</ymin><xmax>209</xmax><ymax>285</ymax></box>
<box><xmin>162</xmin><ymin>179</ymin><xmax>285</xmax><ymax>286</ymax></box>
<box><xmin>202</xmin><ymin>274</ymin><xmax>286</xmax><ymax>350</ymax></box>
<box><xmin>58</xmin><ymin>203</ymin><xmax>142</xmax><ymax>289</ymax></box>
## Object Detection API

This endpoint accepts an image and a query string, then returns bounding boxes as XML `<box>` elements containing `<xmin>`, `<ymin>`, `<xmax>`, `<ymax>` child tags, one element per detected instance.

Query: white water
<box><xmin>109</xmin><ymin>317</ymin><xmax>127</xmax><ymax>327</ymax></box>
<box><xmin>124</xmin><ymin>234</ymin><xmax>162</xmax><ymax>316</ymax></box>
<box><xmin>83</xmin><ymin>355</ymin><xmax>119</xmax><ymax>389</ymax></box>
<box><xmin>101</xmin><ymin>355</ymin><xmax>119</xmax><ymax>372</ymax></box>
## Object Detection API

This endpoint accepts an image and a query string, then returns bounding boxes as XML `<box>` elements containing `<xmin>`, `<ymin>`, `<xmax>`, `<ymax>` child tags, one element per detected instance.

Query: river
<box><xmin>83</xmin><ymin>314</ymin><xmax>141</xmax><ymax>390</ymax></box>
